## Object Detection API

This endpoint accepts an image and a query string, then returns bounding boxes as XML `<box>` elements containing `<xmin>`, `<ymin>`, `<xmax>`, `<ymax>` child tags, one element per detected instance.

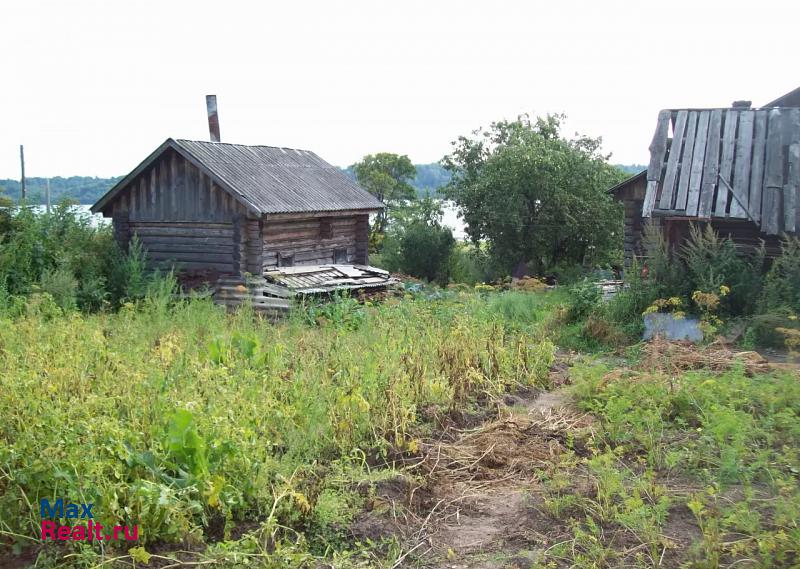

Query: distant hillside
<box><xmin>338</xmin><ymin>163</ymin><xmax>452</xmax><ymax>197</ymax></box>
<box><xmin>615</xmin><ymin>164</ymin><xmax>646</xmax><ymax>175</ymax></box>
<box><xmin>0</xmin><ymin>176</ymin><xmax>121</xmax><ymax>205</ymax></box>
<box><xmin>0</xmin><ymin>163</ymin><xmax>645</xmax><ymax>205</ymax></box>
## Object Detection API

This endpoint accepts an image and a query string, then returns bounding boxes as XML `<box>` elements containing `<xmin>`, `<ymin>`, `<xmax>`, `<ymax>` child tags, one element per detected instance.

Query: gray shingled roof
<box><xmin>92</xmin><ymin>138</ymin><xmax>383</xmax><ymax>215</ymax></box>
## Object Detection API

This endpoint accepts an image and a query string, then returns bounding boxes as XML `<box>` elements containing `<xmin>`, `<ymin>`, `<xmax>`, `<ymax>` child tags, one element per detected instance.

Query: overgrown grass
<box><xmin>539</xmin><ymin>361</ymin><xmax>800</xmax><ymax>567</ymax></box>
<box><xmin>0</xmin><ymin>292</ymin><xmax>554</xmax><ymax>567</ymax></box>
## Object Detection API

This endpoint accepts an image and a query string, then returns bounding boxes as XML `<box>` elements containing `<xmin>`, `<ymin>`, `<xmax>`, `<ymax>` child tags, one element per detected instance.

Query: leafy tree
<box><xmin>759</xmin><ymin>236</ymin><xmax>800</xmax><ymax>313</ymax></box>
<box><xmin>442</xmin><ymin>114</ymin><xmax>625</xmax><ymax>274</ymax></box>
<box><xmin>380</xmin><ymin>199</ymin><xmax>455</xmax><ymax>285</ymax></box>
<box><xmin>352</xmin><ymin>153</ymin><xmax>416</xmax><ymax>233</ymax></box>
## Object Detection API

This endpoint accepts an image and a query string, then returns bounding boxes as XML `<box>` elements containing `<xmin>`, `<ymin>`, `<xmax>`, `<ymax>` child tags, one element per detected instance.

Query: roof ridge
<box><xmin>174</xmin><ymin>138</ymin><xmax>318</xmax><ymax>155</ymax></box>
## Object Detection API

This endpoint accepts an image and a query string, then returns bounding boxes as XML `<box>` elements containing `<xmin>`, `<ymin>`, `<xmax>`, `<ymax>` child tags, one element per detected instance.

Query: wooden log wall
<box><xmin>244</xmin><ymin>219</ymin><xmax>264</xmax><ymax>274</ymax></box>
<box><xmin>262</xmin><ymin>214</ymin><xmax>369</xmax><ymax>269</ymax></box>
<box><xmin>126</xmin><ymin>221</ymin><xmax>236</xmax><ymax>272</ymax></box>
<box><xmin>355</xmin><ymin>215</ymin><xmax>369</xmax><ymax>265</ymax></box>
<box><xmin>612</xmin><ymin>176</ymin><xmax>647</xmax><ymax>267</ymax></box>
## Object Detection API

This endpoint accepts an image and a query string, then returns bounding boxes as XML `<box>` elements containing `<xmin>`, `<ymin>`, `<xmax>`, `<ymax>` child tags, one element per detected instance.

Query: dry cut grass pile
<box><xmin>640</xmin><ymin>336</ymin><xmax>771</xmax><ymax>376</ymax></box>
<box><xmin>418</xmin><ymin>407</ymin><xmax>593</xmax><ymax>482</ymax></box>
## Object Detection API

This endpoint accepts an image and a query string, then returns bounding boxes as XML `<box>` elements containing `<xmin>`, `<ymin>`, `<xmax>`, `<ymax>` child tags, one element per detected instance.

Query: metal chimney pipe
<box><xmin>206</xmin><ymin>95</ymin><xmax>221</xmax><ymax>142</ymax></box>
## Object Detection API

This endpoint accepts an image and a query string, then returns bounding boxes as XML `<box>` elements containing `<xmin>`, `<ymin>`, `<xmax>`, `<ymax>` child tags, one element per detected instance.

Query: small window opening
<box><xmin>334</xmin><ymin>248</ymin><xmax>348</xmax><ymax>264</ymax></box>
<box><xmin>320</xmin><ymin>219</ymin><xmax>332</xmax><ymax>239</ymax></box>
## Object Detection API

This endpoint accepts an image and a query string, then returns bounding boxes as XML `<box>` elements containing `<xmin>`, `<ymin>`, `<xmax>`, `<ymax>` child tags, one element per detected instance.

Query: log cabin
<box><xmin>607</xmin><ymin>170</ymin><xmax>647</xmax><ymax>266</ymax></box>
<box><xmin>610</xmin><ymin>87</ymin><xmax>800</xmax><ymax>267</ymax></box>
<box><xmin>91</xmin><ymin>138</ymin><xmax>384</xmax><ymax>277</ymax></box>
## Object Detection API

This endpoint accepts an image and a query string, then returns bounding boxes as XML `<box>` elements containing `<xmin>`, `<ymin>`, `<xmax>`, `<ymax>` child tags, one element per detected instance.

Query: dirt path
<box><xmin>346</xmin><ymin>355</ymin><xmax>590</xmax><ymax>568</ymax></box>
<box><xmin>413</xmin><ymin>386</ymin><xmax>575</xmax><ymax>568</ymax></box>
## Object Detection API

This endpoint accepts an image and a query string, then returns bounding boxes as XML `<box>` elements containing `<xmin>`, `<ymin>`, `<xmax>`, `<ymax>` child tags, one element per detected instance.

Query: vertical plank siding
<box><xmin>109</xmin><ymin>149</ymin><xmax>249</xmax><ymax>223</ymax></box>
<box><xmin>730</xmin><ymin>110</ymin><xmax>755</xmax><ymax>219</ymax></box>
<box><xmin>673</xmin><ymin>110</ymin><xmax>699</xmax><ymax>211</ymax></box>
<box><xmin>685</xmin><ymin>111</ymin><xmax>710</xmax><ymax>216</ymax></box>
<box><xmin>715</xmin><ymin>110</ymin><xmax>739</xmax><ymax>216</ymax></box>
<box><xmin>659</xmin><ymin>110</ymin><xmax>688</xmax><ymax>210</ymax></box>
<box><xmin>641</xmin><ymin>107</ymin><xmax>799</xmax><ymax>236</ymax></box>
<box><xmin>749</xmin><ymin>111</ymin><xmax>768</xmax><ymax>224</ymax></box>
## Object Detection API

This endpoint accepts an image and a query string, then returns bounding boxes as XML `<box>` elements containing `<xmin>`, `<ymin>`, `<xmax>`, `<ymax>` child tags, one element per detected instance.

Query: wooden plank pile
<box><xmin>643</xmin><ymin>107</ymin><xmax>800</xmax><ymax>235</ymax></box>
<box><xmin>263</xmin><ymin>264</ymin><xmax>398</xmax><ymax>295</ymax></box>
<box><xmin>214</xmin><ymin>276</ymin><xmax>292</xmax><ymax>317</ymax></box>
<box><xmin>213</xmin><ymin>265</ymin><xmax>399</xmax><ymax>317</ymax></box>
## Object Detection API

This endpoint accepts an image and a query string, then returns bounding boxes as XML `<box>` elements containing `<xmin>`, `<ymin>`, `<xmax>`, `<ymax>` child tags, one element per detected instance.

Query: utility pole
<box><xmin>19</xmin><ymin>145</ymin><xmax>26</xmax><ymax>203</ymax></box>
<box><xmin>46</xmin><ymin>178</ymin><xmax>51</xmax><ymax>213</ymax></box>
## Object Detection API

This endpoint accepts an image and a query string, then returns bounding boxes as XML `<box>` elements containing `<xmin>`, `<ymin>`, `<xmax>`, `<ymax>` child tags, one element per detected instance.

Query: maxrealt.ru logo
<box><xmin>40</xmin><ymin>499</ymin><xmax>139</xmax><ymax>541</ymax></box>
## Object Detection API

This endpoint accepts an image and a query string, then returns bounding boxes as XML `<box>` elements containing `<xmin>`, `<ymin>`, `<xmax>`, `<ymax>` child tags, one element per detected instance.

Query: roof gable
<box><xmin>764</xmin><ymin>86</ymin><xmax>800</xmax><ymax>108</ymax></box>
<box><xmin>92</xmin><ymin>139</ymin><xmax>384</xmax><ymax>215</ymax></box>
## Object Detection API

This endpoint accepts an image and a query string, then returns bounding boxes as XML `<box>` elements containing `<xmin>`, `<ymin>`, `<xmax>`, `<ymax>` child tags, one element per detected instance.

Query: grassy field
<box><xmin>0</xmin><ymin>288</ymin><xmax>798</xmax><ymax>568</ymax></box>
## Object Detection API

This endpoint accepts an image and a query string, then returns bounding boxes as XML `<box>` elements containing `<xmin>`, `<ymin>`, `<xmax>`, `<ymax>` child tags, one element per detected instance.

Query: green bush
<box><xmin>39</xmin><ymin>266</ymin><xmax>78</xmax><ymax>311</ymax></box>
<box><xmin>0</xmin><ymin>206</ymin><xmax>182</xmax><ymax>314</ymax></box>
<box><xmin>379</xmin><ymin>199</ymin><xmax>455</xmax><ymax>285</ymax></box>
<box><xmin>109</xmin><ymin>235</ymin><xmax>149</xmax><ymax>303</ymax></box>
<box><xmin>0</xmin><ymin>204</ymin><xmax>119</xmax><ymax>307</ymax></box>
<box><xmin>759</xmin><ymin>236</ymin><xmax>800</xmax><ymax>314</ymax></box>
<box><xmin>299</xmin><ymin>292</ymin><xmax>367</xmax><ymax>330</ymax></box>
<box><xmin>566</xmin><ymin>278</ymin><xmax>602</xmax><ymax>322</ymax></box>
<box><xmin>397</xmin><ymin>221</ymin><xmax>455</xmax><ymax>285</ymax></box>
<box><xmin>448</xmin><ymin>242</ymin><xmax>493</xmax><ymax>285</ymax></box>
<box><xmin>548</xmin><ymin>260</ymin><xmax>587</xmax><ymax>285</ymax></box>
<box><xmin>747</xmin><ymin>313</ymin><xmax>800</xmax><ymax>349</ymax></box>
<box><xmin>680</xmin><ymin>224</ymin><xmax>765</xmax><ymax>315</ymax></box>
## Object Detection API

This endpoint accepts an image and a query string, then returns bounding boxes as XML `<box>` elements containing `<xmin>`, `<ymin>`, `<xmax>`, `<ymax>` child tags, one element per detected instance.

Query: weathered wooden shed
<box><xmin>608</xmin><ymin>170</ymin><xmax>647</xmax><ymax>265</ymax></box>
<box><xmin>91</xmin><ymin>138</ymin><xmax>384</xmax><ymax>276</ymax></box>
<box><xmin>611</xmin><ymin>88</ymin><xmax>800</xmax><ymax>265</ymax></box>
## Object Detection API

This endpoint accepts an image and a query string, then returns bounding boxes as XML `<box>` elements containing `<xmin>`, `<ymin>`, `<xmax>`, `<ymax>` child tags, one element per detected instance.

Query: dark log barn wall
<box><xmin>610</xmin><ymin>172</ymin><xmax>648</xmax><ymax>267</ymax></box>
<box><xmin>662</xmin><ymin>218</ymin><xmax>785</xmax><ymax>259</ymax></box>
<box><xmin>262</xmin><ymin>213</ymin><xmax>370</xmax><ymax>269</ymax></box>
<box><xmin>106</xmin><ymin>148</ymin><xmax>254</xmax><ymax>273</ymax></box>
<box><xmin>622</xmin><ymin>176</ymin><xmax>646</xmax><ymax>266</ymax></box>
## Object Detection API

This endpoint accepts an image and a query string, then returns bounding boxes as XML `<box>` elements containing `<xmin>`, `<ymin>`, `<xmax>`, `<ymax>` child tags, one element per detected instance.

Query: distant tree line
<box><xmin>340</xmin><ymin>163</ymin><xmax>453</xmax><ymax>198</ymax></box>
<box><xmin>0</xmin><ymin>166</ymin><xmax>451</xmax><ymax>204</ymax></box>
<box><xmin>1</xmin><ymin>164</ymin><xmax>642</xmax><ymax>206</ymax></box>
<box><xmin>0</xmin><ymin>176</ymin><xmax>122</xmax><ymax>205</ymax></box>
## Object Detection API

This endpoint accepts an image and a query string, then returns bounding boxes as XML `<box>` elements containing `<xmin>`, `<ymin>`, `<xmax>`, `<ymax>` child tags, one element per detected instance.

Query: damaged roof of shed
<box><xmin>642</xmin><ymin>106</ymin><xmax>800</xmax><ymax>235</ymax></box>
<box><xmin>92</xmin><ymin>138</ymin><xmax>384</xmax><ymax>215</ymax></box>
<box><xmin>263</xmin><ymin>264</ymin><xmax>399</xmax><ymax>295</ymax></box>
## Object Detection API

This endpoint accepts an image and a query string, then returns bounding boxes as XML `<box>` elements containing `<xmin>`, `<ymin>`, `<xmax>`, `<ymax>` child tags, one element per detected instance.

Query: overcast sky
<box><xmin>2</xmin><ymin>0</ymin><xmax>798</xmax><ymax>179</ymax></box>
